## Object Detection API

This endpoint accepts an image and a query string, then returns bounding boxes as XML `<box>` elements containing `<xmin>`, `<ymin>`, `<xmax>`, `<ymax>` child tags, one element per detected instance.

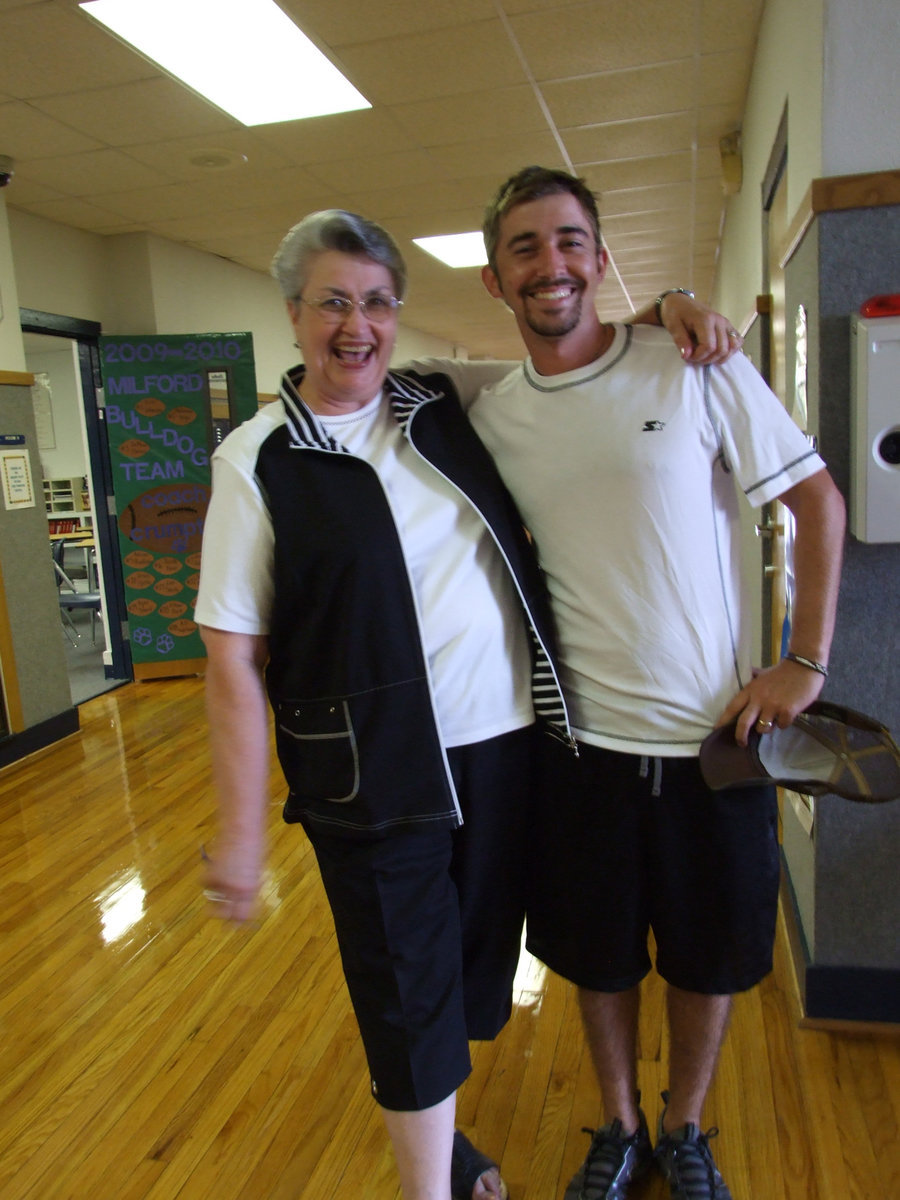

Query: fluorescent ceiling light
<box><xmin>79</xmin><ymin>0</ymin><xmax>370</xmax><ymax>126</ymax></box>
<box><xmin>414</xmin><ymin>232</ymin><xmax>488</xmax><ymax>269</ymax></box>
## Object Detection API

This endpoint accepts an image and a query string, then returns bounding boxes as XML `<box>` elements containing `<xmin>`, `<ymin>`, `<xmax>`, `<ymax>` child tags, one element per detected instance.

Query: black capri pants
<box><xmin>307</xmin><ymin>724</ymin><xmax>536</xmax><ymax>1112</ymax></box>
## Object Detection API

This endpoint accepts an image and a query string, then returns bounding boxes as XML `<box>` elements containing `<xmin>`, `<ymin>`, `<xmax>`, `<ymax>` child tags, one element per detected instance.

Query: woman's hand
<box><xmin>204</xmin><ymin>834</ymin><xmax>264</xmax><ymax>923</ymax></box>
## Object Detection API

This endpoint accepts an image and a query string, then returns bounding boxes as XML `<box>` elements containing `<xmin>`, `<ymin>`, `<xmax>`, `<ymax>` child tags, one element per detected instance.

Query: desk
<box><xmin>50</xmin><ymin>534</ymin><xmax>97</xmax><ymax>588</ymax></box>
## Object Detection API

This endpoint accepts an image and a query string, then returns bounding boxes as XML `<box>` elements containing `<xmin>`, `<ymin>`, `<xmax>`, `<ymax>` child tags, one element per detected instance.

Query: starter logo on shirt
<box><xmin>642</xmin><ymin>420</ymin><xmax>666</xmax><ymax>432</ymax></box>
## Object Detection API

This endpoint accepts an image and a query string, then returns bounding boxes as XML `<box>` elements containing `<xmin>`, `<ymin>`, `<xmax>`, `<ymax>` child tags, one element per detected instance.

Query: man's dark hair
<box><xmin>482</xmin><ymin>166</ymin><xmax>602</xmax><ymax>270</ymax></box>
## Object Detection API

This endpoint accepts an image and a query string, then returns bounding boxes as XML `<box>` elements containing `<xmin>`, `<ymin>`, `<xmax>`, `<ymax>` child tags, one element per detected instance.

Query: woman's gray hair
<box><xmin>271</xmin><ymin>209</ymin><xmax>408</xmax><ymax>301</ymax></box>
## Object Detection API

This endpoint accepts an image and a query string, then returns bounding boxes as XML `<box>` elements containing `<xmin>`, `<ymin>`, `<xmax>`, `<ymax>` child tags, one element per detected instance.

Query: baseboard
<box><xmin>0</xmin><ymin>707</ymin><xmax>80</xmax><ymax>768</ymax></box>
<box><xmin>780</xmin><ymin>856</ymin><xmax>900</xmax><ymax>1026</ymax></box>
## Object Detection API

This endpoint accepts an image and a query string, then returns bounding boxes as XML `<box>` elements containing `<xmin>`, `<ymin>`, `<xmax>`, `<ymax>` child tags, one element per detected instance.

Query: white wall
<box><xmin>714</xmin><ymin>0</ymin><xmax>825</xmax><ymax>322</ymax></box>
<box><xmin>822</xmin><ymin>0</ymin><xmax>900</xmax><ymax>175</ymax></box>
<box><xmin>0</xmin><ymin>197</ymin><xmax>26</xmax><ymax>371</ymax></box>
<box><xmin>144</xmin><ymin>235</ymin><xmax>295</xmax><ymax>388</ymax></box>
<box><xmin>27</xmin><ymin>341</ymin><xmax>87</xmax><ymax>480</ymax></box>
<box><xmin>9</xmin><ymin>209</ymin><xmax>110</xmax><ymax>328</ymax></box>
<box><xmin>393</xmin><ymin>324</ymin><xmax>464</xmax><ymax>365</ymax></box>
<box><xmin>714</xmin><ymin>0</ymin><xmax>900</xmax><ymax>324</ymax></box>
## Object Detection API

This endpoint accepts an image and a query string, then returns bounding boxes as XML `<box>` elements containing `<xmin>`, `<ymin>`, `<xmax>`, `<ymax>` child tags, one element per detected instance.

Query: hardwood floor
<box><xmin>0</xmin><ymin>677</ymin><xmax>897</xmax><ymax>1199</ymax></box>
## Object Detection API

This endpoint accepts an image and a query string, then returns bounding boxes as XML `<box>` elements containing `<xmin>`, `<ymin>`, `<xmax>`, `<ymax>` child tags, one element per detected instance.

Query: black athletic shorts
<box><xmin>306</xmin><ymin>724</ymin><xmax>536</xmax><ymax>1112</ymax></box>
<box><xmin>525</xmin><ymin>736</ymin><xmax>780</xmax><ymax>995</ymax></box>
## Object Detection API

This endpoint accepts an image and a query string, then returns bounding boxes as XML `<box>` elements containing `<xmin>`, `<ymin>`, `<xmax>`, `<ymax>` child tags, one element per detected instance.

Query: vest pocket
<box><xmin>276</xmin><ymin>699</ymin><xmax>359</xmax><ymax>803</ymax></box>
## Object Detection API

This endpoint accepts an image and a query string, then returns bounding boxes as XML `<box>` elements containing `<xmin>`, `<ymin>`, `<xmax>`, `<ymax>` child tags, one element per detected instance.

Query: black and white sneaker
<box><xmin>654</xmin><ymin>1096</ymin><xmax>732</xmax><ymax>1200</ymax></box>
<box><xmin>564</xmin><ymin>1109</ymin><xmax>653</xmax><ymax>1199</ymax></box>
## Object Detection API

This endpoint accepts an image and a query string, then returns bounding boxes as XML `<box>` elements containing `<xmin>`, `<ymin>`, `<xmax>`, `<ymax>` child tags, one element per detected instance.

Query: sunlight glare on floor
<box><xmin>95</xmin><ymin>869</ymin><xmax>146</xmax><ymax>944</ymax></box>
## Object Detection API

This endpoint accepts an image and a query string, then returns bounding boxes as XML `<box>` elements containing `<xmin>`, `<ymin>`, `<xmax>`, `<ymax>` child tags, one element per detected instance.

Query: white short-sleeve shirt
<box><xmin>195</xmin><ymin>390</ymin><xmax>533</xmax><ymax>748</ymax></box>
<box><xmin>466</xmin><ymin>325</ymin><xmax>825</xmax><ymax>755</ymax></box>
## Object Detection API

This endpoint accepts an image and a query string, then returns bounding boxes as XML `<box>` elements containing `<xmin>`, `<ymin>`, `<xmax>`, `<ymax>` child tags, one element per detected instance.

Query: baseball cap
<box><xmin>699</xmin><ymin>700</ymin><xmax>900</xmax><ymax>803</ymax></box>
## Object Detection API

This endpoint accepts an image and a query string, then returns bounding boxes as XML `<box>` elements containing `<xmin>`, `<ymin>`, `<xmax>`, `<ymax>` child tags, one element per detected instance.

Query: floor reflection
<box><xmin>95</xmin><ymin>870</ymin><xmax>146</xmax><ymax>944</ymax></box>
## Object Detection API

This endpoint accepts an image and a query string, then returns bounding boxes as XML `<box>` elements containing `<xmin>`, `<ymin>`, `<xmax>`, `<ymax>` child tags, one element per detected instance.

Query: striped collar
<box><xmin>279</xmin><ymin>365</ymin><xmax>445</xmax><ymax>451</ymax></box>
<box><xmin>522</xmin><ymin>323</ymin><xmax>632</xmax><ymax>392</ymax></box>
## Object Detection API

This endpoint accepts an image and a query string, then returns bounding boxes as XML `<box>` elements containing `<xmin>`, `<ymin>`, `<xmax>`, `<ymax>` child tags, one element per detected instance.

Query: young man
<box><xmin>468</xmin><ymin>167</ymin><xmax>845</xmax><ymax>1200</ymax></box>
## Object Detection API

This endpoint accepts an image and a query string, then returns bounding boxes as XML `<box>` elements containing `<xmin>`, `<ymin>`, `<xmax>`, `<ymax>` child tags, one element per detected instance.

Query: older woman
<box><xmin>194</xmin><ymin>209</ymin><xmax>738</xmax><ymax>1200</ymax></box>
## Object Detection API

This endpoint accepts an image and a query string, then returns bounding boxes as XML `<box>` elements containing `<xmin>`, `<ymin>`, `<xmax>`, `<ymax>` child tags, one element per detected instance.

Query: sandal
<box><xmin>451</xmin><ymin>1130</ymin><xmax>509</xmax><ymax>1200</ymax></box>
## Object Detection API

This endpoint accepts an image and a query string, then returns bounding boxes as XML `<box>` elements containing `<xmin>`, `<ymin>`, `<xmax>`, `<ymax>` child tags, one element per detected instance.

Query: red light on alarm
<box><xmin>860</xmin><ymin>294</ymin><xmax>900</xmax><ymax>318</ymax></box>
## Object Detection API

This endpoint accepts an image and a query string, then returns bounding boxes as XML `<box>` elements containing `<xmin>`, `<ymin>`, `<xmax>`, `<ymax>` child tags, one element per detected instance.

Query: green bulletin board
<box><xmin>100</xmin><ymin>333</ymin><xmax>257</xmax><ymax>678</ymax></box>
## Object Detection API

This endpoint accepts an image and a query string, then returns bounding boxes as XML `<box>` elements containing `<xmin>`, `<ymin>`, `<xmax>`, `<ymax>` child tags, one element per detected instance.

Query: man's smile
<box><xmin>526</xmin><ymin>280</ymin><xmax>581</xmax><ymax>303</ymax></box>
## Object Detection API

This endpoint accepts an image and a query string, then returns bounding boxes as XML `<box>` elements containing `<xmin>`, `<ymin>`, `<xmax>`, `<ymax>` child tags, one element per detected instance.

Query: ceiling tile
<box><xmin>510</xmin><ymin>0</ymin><xmax>695</xmax><ymax>80</ymax></box>
<box><xmin>0</xmin><ymin>4</ymin><xmax>158</xmax><ymax>98</ymax></box>
<box><xmin>608</xmin><ymin>241</ymin><xmax>694</xmax><ymax>266</ymax></box>
<box><xmin>189</xmin><ymin>230</ymin><xmax>298</xmax><ymax>262</ymax></box>
<box><xmin>336</xmin><ymin>21</ymin><xmax>527</xmax><ymax>105</ymax></box>
<box><xmin>278</xmin><ymin>0</ymin><xmax>496</xmax><ymax>45</ymax></box>
<box><xmin>542</xmin><ymin>61</ymin><xmax>697</xmax><ymax>128</ymax></box>
<box><xmin>700</xmin><ymin>0</ymin><xmax>765</xmax><ymax>53</ymax></box>
<box><xmin>500</xmin><ymin>0</ymin><xmax>604</xmax><ymax>11</ymax></box>
<box><xmin>697</xmin><ymin>103</ymin><xmax>746</xmax><ymax>141</ymax></box>
<box><xmin>335</xmin><ymin>175</ymin><xmax>503</xmax><ymax>225</ymax></box>
<box><xmin>561</xmin><ymin>114</ymin><xmax>697</xmax><ymax>164</ymax></box>
<box><xmin>306</xmin><ymin>149</ymin><xmax>453</xmax><ymax>194</ymax></box>
<box><xmin>605</xmin><ymin>222</ymin><xmax>696</xmax><ymax>246</ymax></box>
<box><xmin>122</xmin><ymin>132</ymin><xmax>290</xmax><ymax>181</ymax></box>
<box><xmin>13</xmin><ymin>194</ymin><xmax>140</xmax><ymax>233</ymax></box>
<box><xmin>4</xmin><ymin>177</ymin><xmax>64</xmax><ymax>205</ymax></box>
<box><xmin>581</xmin><ymin>153</ymin><xmax>696</xmax><ymax>193</ymax></box>
<box><xmin>17</xmin><ymin>148</ymin><xmax>168</xmax><ymax>195</ymax></box>
<box><xmin>151</xmin><ymin>207</ymin><xmax>306</xmax><ymax>245</ymax></box>
<box><xmin>592</xmin><ymin>180</ymin><xmax>695</xmax><ymax>216</ymax></box>
<box><xmin>252</xmin><ymin>109</ymin><xmax>417</xmax><ymax>165</ymax></box>
<box><xmin>32</xmin><ymin>78</ymin><xmax>238</xmax><ymax>147</ymax></box>
<box><xmin>0</xmin><ymin>100</ymin><xmax>103</xmax><ymax>159</ymax></box>
<box><xmin>88</xmin><ymin>168</ymin><xmax>334</xmax><ymax>224</ymax></box>
<box><xmin>388</xmin><ymin>86</ymin><xmax>548</xmax><ymax>146</ymax></box>
<box><xmin>411</xmin><ymin>135</ymin><xmax>566</xmax><ymax>188</ymax></box>
<box><xmin>698</xmin><ymin>51</ymin><xmax>754</xmax><ymax>108</ymax></box>
<box><xmin>695</xmin><ymin>146</ymin><xmax>725</xmax><ymax>180</ymax></box>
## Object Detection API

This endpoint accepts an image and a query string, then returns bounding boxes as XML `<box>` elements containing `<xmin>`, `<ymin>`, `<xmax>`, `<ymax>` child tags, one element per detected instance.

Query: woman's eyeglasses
<box><xmin>299</xmin><ymin>295</ymin><xmax>403</xmax><ymax>323</ymax></box>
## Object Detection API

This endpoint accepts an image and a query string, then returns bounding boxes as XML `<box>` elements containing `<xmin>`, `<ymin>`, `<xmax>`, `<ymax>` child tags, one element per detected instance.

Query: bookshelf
<box><xmin>43</xmin><ymin>476</ymin><xmax>93</xmax><ymax>534</ymax></box>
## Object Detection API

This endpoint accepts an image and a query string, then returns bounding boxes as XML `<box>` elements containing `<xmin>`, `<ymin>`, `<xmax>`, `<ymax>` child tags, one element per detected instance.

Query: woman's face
<box><xmin>287</xmin><ymin>250</ymin><xmax>400</xmax><ymax>414</ymax></box>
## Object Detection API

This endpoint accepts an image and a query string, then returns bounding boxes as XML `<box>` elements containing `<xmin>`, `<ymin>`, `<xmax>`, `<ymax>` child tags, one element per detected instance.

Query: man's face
<box><xmin>482</xmin><ymin>192</ymin><xmax>607</xmax><ymax>341</ymax></box>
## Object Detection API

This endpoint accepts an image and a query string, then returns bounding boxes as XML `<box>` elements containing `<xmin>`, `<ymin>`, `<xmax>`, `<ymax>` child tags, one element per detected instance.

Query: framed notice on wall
<box><xmin>0</xmin><ymin>447</ymin><xmax>36</xmax><ymax>509</ymax></box>
<box><xmin>99</xmin><ymin>333</ymin><xmax>257</xmax><ymax>678</ymax></box>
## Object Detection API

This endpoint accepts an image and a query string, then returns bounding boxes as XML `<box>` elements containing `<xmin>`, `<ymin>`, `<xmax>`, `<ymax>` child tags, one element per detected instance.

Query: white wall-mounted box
<box><xmin>850</xmin><ymin>315</ymin><xmax>900</xmax><ymax>543</ymax></box>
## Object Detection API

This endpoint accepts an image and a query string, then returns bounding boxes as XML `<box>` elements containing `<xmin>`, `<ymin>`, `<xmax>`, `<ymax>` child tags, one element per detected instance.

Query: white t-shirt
<box><xmin>194</xmin><ymin>388</ymin><xmax>533</xmax><ymax>748</ymax></box>
<box><xmin>464</xmin><ymin>325</ymin><xmax>825</xmax><ymax>755</ymax></box>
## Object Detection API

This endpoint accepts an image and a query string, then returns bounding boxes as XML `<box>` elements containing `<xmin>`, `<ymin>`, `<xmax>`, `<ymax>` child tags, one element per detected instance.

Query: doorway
<box><xmin>20</xmin><ymin>311</ymin><xmax>131</xmax><ymax>703</ymax></box>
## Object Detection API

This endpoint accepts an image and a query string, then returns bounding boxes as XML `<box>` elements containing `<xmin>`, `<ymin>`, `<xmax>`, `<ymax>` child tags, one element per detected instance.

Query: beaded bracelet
<box><xmin>784</xmin><ymin>651</ymin><xmax>829</xmax><ymax>677</ymax></box>
<box><xmin>655</xmin><ymin>288</ymin><xmax>695</xmax><ymax>324</ymax></box>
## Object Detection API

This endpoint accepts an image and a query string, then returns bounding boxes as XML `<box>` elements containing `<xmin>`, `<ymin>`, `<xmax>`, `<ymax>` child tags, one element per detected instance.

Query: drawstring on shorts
<box><xmin>639</xmin><ymin>755</ymin><xmax>663</xmax><ymax>797</ymax></box>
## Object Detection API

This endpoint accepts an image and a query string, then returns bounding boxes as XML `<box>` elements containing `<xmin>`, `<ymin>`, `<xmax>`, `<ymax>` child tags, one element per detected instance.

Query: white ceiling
<box><xmin>1</xmin><ymin>0</ymin><xmax>763</xmax><ymax>359</ymax></box>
